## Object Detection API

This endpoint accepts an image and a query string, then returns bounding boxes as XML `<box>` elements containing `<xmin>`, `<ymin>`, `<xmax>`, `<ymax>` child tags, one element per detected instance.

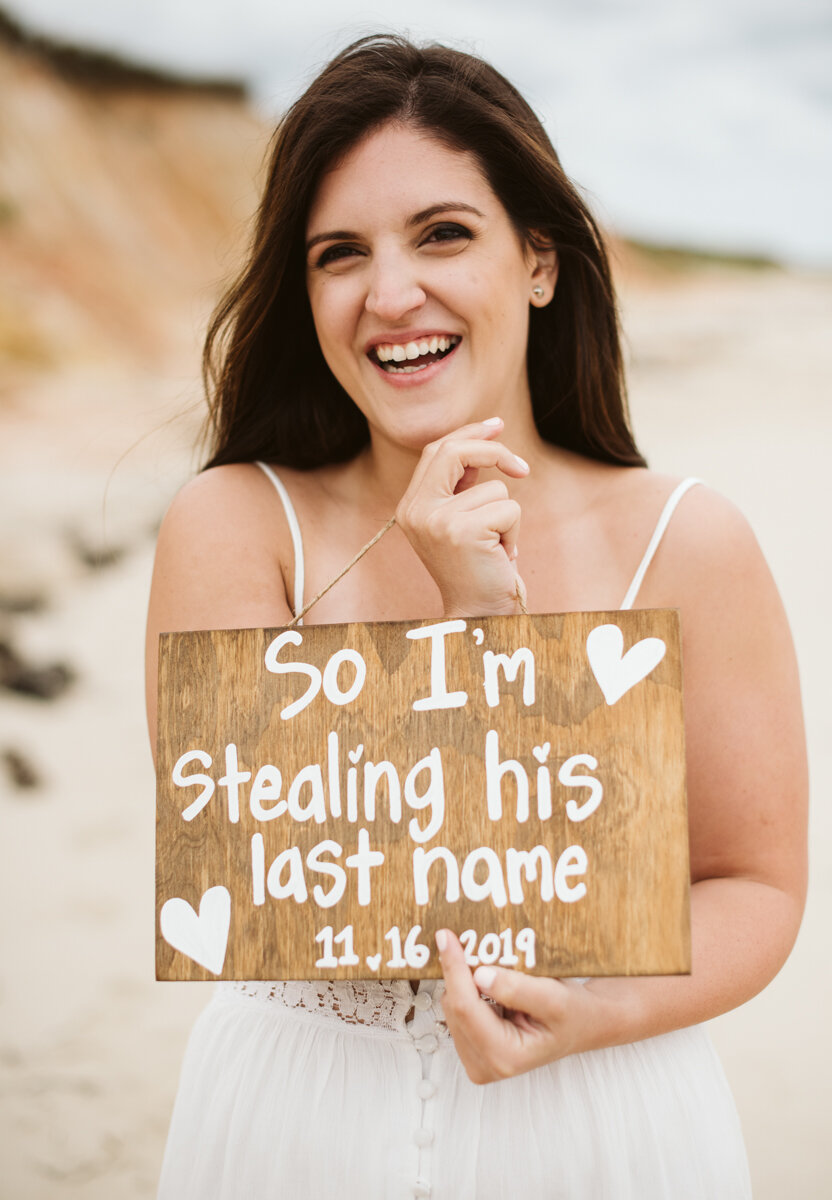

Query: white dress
<box><xmin>157</xmin><ymin>471</ymin><xmax>752</xmax><ymax>1200</ymax></box>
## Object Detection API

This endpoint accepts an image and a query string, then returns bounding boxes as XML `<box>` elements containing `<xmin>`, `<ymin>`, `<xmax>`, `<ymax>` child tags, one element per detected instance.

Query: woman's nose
<box><xmin>364</xmin><ymin>254</ymin><xmax>426</xmax><ymax>321</ymax></box>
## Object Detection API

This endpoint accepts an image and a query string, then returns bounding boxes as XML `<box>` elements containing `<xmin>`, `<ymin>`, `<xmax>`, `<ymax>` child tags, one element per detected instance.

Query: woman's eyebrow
<box><xmin>306</xmin><ymin>203</ymin><xmax>485</xmax><ymax>254</ymax></box>
<box><xmin>407</xmin><ymin>201</ymin><xmax>485</xmax><ymax>225</ymax></box>
<box><xmin>306</xmin><ymin>229</ymin><xmax>357</xmax><ymax>253</ymax></box>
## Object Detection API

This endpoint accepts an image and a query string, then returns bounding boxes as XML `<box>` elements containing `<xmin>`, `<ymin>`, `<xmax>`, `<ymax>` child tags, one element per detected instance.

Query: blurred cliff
<box><xmin>0</xmin><ymin>8</ymin><xmax>263</xmax><ymax>378</ymax></box>
<box><xmin>0</xmin><ymin>6</ymin><xmax>267</xmax><ymax>639</ymax></box>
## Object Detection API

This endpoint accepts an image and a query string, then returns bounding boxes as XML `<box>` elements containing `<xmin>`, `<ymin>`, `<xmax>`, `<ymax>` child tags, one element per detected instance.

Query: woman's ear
<box><xmin>528</xmin><ymin>236</ymin><xmax>558</xmax><ymax>306</ymax></box>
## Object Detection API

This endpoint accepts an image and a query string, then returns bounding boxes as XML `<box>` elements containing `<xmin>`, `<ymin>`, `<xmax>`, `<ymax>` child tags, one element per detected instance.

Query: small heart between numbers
<box><xmin>366</xmin><ymin>953</ymin><xmax>382</xmax><ymax>971</ymax></box>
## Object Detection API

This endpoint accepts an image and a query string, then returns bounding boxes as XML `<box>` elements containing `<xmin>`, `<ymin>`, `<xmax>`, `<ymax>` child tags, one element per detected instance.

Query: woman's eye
<box><xmin>315</xmin><ymin>244</ymin><xmax>361</xmax><ymax>268</ymax></box>
<box><xmin>424</xmin><ymin>223</ymin><xmax>472</xmax><ymax>245</ymax></box>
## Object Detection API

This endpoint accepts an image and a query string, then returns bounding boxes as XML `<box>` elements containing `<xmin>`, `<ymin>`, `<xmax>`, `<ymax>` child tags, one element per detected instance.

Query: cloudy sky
<box><xmin>7</xmin><ymin>0</ymin><xmax>832</xmax><ymax>265</ymax></box>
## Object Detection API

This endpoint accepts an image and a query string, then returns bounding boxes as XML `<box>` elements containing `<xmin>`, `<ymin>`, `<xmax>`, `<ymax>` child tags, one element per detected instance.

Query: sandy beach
<box><xmin>2</xmin><ymin>29</ymin><xmax>830</xmax><ymax>1198</ymax></box>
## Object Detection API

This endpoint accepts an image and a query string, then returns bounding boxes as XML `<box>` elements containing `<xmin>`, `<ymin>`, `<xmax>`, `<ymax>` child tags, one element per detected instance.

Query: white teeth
<box><xmin>372</xmin><ymin>335</ymin><xmax>460</xmax><ymax>369</ymax></box>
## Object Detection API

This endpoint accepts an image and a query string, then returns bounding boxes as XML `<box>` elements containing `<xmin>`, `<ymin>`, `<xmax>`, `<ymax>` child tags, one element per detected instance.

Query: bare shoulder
<box><xmin>595</xmin><ymin>467</ymin><xmax>774</xmax><ymax>609</ymax></box>
<box><xmin>556</xmin><ymin>454</ymin><xmax>770</xmax><ymax>604</ymax></box>
<box><xmin>145</xmin><ymin>462</ymin><xmax>305</xmax><ymax>750</ymax></box>
<box><xmin>150</xmin><ymin>462</ymin><xmax>300</xmax><ymax>636</ymax></box>
<box><xmin>624</xmin><ymin>477</ymin><xmax>777</xmax><ymax>609</ymax></box>
<box><xmin>160</xmin><ymin>462</ymin><xmax>290</xmax><ymax>553</ymax></box>
<box><xmin>651</xmin><ymin>477</ymin><xmax>757</xmax><ymax>556</ymax></box>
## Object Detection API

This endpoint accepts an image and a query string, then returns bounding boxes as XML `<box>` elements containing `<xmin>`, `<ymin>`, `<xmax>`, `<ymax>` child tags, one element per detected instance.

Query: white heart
<box><xmin>586</xmin><ymin>623</ymin><xmax>666</xmax><ymax>706</ymax></box>
<box><xmin>160</xmin><ymin>885</ymin><xmax>231</xmax><ymax>976</ymax></box>
<box><xmin>472</xmin><ymin>627</ymin><xmax>484</xmax><ymax>645</ymax></box>
<box><xmin>348</xmin><ymin>744</ymin><xmax>364</xmax><ymax>764</ymax></box>
<box><xmin>366</xmin><ymin>953</ymin><xmax>382</xmax><ymax>971</ymax></box>
<box><xmin>532</xmin><ymin>742</ymin><xmax>550</xmax><ymax>763</ymax></box>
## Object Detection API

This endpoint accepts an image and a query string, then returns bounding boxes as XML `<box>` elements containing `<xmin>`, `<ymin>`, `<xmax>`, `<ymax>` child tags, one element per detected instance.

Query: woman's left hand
<box><xmin>435</xmin><ymin>929</ymin><xmax>622</xmax><ymax>1084</ymax></box>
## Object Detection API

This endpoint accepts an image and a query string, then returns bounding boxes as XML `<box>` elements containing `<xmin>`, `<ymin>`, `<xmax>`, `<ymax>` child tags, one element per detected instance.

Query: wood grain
<box><xmin>155</xmin><ymin>611</ymin><xmax>690</xmax><ymax>980</ymax></box>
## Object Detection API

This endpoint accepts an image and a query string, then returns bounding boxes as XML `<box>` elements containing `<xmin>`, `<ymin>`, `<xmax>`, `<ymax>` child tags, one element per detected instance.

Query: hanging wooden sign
<box><xmin>155</xmin><ymin>611</ymin><xmax>690</xmax><ymax>981</ymax></box>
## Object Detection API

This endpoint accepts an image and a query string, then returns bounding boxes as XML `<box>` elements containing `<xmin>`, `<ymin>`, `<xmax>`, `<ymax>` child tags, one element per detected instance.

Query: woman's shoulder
<box><xmin>165</xmin><ymin>460</ymin><xmax>284</xmax><ymax>518</ymax></box>
<box><xmin>152</xmin><ymin>463</ymin><xmax>304</xmax><ymax>630</ymax></box>
<box><xmin>549</xmin><ymin>452</ymin><xmax>767</xmax><ymax>608</ymax></box>
<box><xmin>556</xmin><ymin>452</ymin><xmax>758</xmax><ymax>561</ymax></box>
<box><xmin>574</xmin><ymin>459</ymin><xmax>755</xmax><ymax>549</ymax></box>
<box><xmin>160</xmin><ymin>461</ymin><xmax>317</xmax><ymax>553</ymax></box>
<box><xmin>168</xmin><ymin>460</ymin><xmax>350</xmax><ymax>518</ymax></box>
<box><xmin>628</xmin><ymin>469</ymin><xmax>761</xmax><ymax>564</ymax></box>
<box><xmin>599</xmin><ymin>465</ymin><xmax>776</xmax><ymax>618</ymax></box>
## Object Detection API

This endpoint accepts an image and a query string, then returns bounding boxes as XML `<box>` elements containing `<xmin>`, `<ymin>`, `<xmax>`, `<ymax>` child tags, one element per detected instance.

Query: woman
<box><xmin>147</xmin><ymin>35</ymin><xmax>807</xmax><ymax>1199</ymax></box>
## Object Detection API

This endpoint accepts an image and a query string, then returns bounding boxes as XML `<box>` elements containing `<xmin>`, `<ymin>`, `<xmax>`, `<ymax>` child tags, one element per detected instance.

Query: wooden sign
<box><xmin>155</xmin><ymin>611</ymin><xmax>690</xmax><ymax>980</ymax></box>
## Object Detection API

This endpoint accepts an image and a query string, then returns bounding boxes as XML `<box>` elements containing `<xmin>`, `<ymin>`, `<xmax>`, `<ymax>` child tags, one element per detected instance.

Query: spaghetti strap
<box><xmin>620</xmin><ymin>478</ymin><xmax>703</xmax><ymax>610</ymax></box>
<box><xmin>252</xmin><ymin>462</ymin><xmax>699</xmax><ymax>618</ymax></box>
<box><xmin>254</xmin><ymin>461</ymin><xmax>305</xmax><ymax>622</ymax></box>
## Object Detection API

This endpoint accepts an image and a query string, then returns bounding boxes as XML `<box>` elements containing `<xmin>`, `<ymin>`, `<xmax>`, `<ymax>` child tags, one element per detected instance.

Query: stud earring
<box><xmin>532</xmin><ymin>286</ymin><xmax>544</xmax><ymax>298</ymax></box>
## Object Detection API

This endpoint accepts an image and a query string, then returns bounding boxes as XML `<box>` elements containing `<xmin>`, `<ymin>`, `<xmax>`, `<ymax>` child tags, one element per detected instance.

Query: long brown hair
<box><xmin>203</xmin><ymin>35</ymin><xmax>645</xmax><ymax>469</ymax></box>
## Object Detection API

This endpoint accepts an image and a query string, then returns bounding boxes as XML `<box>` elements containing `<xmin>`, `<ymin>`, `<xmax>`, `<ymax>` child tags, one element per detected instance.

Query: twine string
<box><xmin>288</xmin><ymin>515</ymin><xmax>398</xmax><ymax>627</ymax></box>
<box><xmin>288</xmin><ymin>513</ymin><xmax>528</xmax><ymax>625</ymax></box>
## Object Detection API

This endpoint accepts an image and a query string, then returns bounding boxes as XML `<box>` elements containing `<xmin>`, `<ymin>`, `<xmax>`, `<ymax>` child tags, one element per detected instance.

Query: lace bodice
<box><xmin>222</xmin><ymin>979</ymin><xmax>452</xmax><ymax>1037</ymax></box>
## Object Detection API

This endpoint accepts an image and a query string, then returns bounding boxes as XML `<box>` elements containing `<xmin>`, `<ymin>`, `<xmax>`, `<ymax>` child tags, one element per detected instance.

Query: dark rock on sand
<box><xmin>0</xmin><ymin>640</ymin><xmax>75</xmax><ymax>700</ymax></box>
<box><xmin>2</xmin><ymin>747</ymin><xmax>40</xmax><ymax>790</ymax></box>
<box><xmin>0</xmin><ymin>593</ymin><xmax>48</xmax><ymax>615</ymax></box>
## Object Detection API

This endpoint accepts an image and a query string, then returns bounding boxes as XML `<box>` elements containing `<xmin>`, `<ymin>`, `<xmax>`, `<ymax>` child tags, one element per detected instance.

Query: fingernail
<box><xmin>435</xmin><ymin>929</ymin><xmax>448</xmax><ymax>952</ymax></box>
<box><xmin>510</xmin><ymin>545</ymin><xmax>519</xmax><ymax>561</ymax></box>
<box><xmin>483</xmin><ymin>417</ymin><xmax>502</xmax><ymax>426</ymax></box>
<box><xmin>474</xmin><ymin>965</ymin><xmax>496</xmax><ymax>990</ymax></box>
<box><xmin>514</xmin><ymin>454</ymin><xmax>529</xmax><ymax>471</ymax></box>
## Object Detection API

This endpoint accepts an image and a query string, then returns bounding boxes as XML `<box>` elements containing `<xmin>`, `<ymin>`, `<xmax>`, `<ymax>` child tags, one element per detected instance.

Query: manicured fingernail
<box><xmin>514</xmin><ymin>454</ymin><xmax>529</xmax><ymax>471</ymax></box>
<box><xmin>510</xmin><ymin>545</ymin><xmax>519</xmax><ymax>561</ymax></box>
<box><xmin>435</xmin><ymin>929</ymin><xmax>448</xmax><ymax>952</ymax></box>
<box><xmin>483</xmin><ymin>417</ymin><xmax>502</xmax><ymax>426</ymax></box>
<box><xmin>474</xmin><ymin>965</ymin><xmax>496</xmax><ymax>990</ymax></box>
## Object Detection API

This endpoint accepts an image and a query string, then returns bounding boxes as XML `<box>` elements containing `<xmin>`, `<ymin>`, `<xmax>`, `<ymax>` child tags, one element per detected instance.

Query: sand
<box><xmin>1</xmin><ymin>261</ymin><xmax>830</xmax><ymax>1197</ymax></box>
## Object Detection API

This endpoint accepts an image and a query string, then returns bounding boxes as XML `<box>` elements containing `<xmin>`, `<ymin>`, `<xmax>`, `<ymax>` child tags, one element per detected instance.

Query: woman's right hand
<box><xmin>395</xmin><ymin>417</ymin><xmax>530</xmax><ymax>617</ymax></box>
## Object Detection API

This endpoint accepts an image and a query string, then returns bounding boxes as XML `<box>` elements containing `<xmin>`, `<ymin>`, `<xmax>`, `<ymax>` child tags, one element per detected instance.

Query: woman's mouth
<box><xmin>369</xmin><ymin>335</ymin><xmax>461</xmax><ymax>374</ymax></box>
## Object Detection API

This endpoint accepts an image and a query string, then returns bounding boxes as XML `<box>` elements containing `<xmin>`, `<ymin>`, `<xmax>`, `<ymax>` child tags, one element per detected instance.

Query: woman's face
<box><xmin>305</xmin><ymin>122</ymin><xmax>552</xmax><ymax>452</ymax></box>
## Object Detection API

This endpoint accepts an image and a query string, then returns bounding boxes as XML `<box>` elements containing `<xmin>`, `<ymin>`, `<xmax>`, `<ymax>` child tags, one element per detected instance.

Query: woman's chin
<box><xmin>376</xmin><ymin>414</ymin><xmax>471</xmax><ymax>453</ymax></box>
<box><xmin>364</xmin><ymin>394</ymin><xmax>491</xmax><ymax>453</ymax></box>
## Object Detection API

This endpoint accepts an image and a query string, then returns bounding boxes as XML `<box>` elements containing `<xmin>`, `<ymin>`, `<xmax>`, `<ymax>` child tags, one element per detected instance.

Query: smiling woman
<box><xmin>147</xmin><ymin>33</ymin><xmax>806</xmax><ymax>1200</ymax></box>
<box><xmin>303</xmin><ymin>123</ymin><xmax>556</xmax><ymax>454</ymax></box>
<box><xmin>198</xmin><ymin>37</ymin><xmax>642</xmax><ymax>475</ymax></box>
